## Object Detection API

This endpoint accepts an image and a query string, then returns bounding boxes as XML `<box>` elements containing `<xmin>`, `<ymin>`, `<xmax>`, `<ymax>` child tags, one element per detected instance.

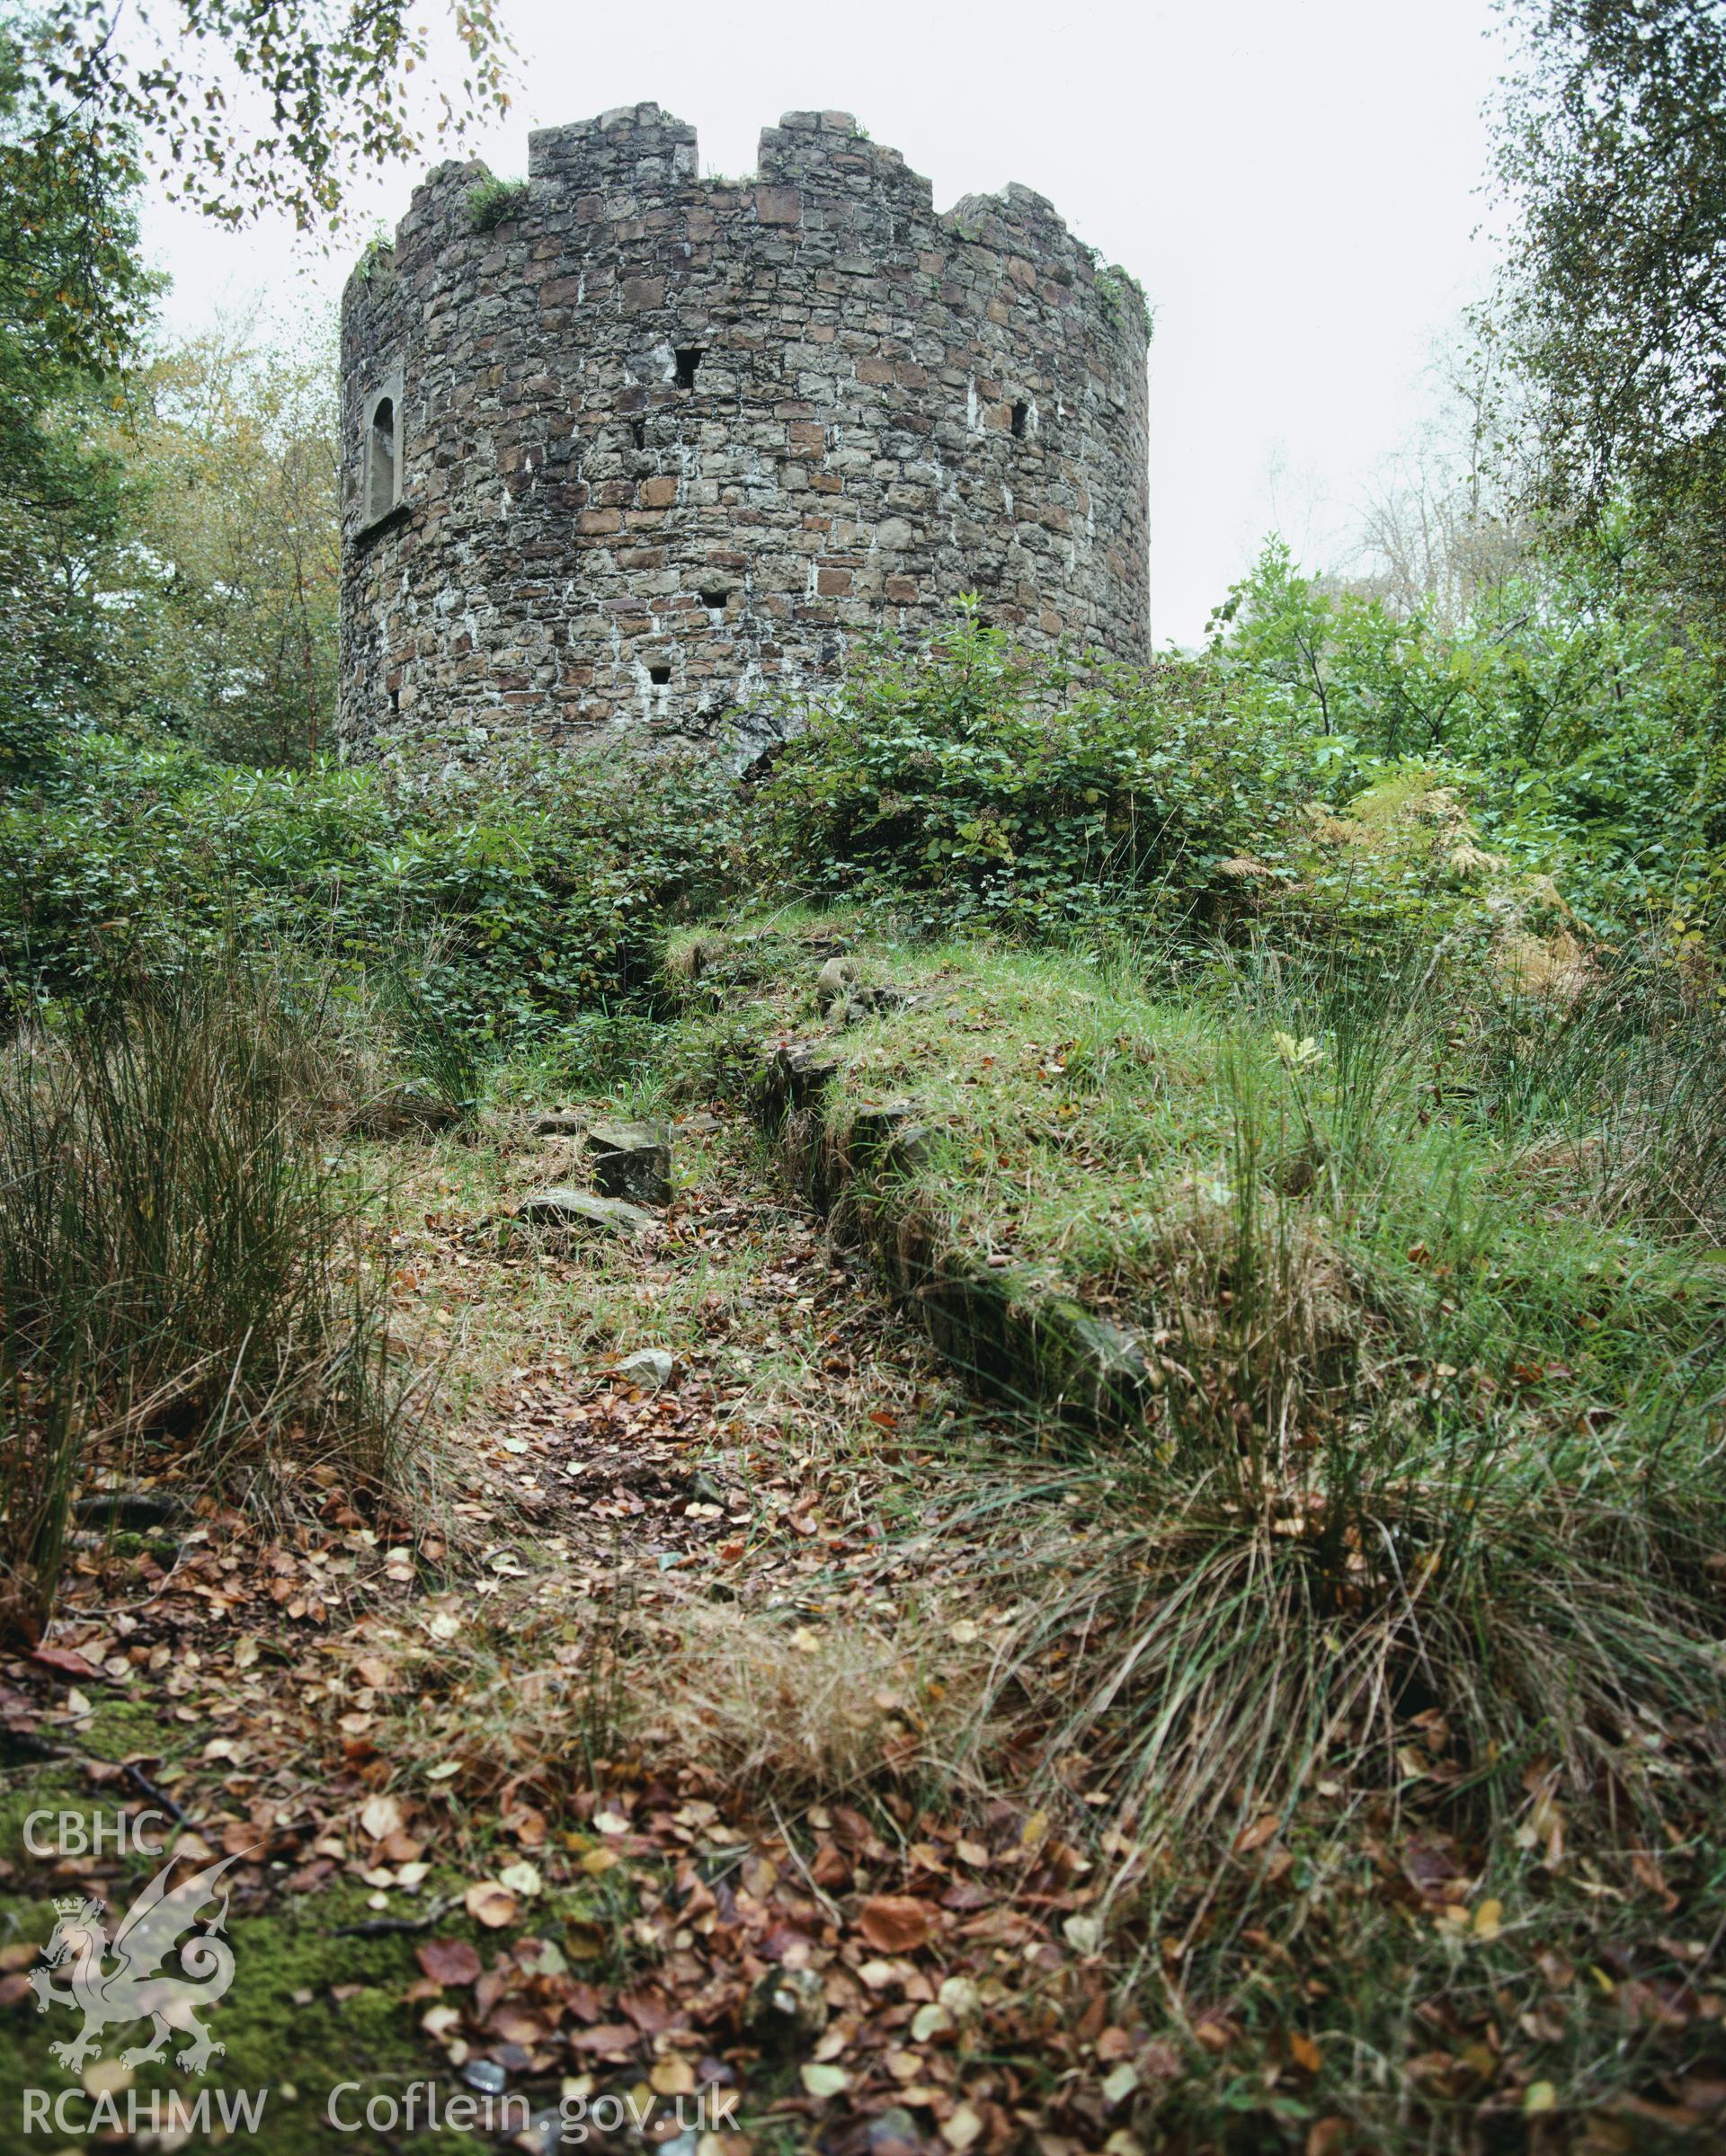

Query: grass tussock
<box><xmin>646</xmin><ymin>1599</ymin><xmax>1001</xmax><ymax>1805</ymax></box>
<box><xmin>647</xmin><ymin>913</ymin><xmax>1726</xmax><ymax>2137</ymax></box>
<box><xmin>0</xmin><ymin>958</ymin><xmax>399</xmax><ymax>1630</ymax></box>
<box><xmin>365</xmin><ymin>1586</ymin><xmax>1005</xmax><ymax>1823</ymax></box>
<box><xmin>669</xmin><ymin>914</ymin><xmax>1726</xmax><ymax>1863</ymax></box>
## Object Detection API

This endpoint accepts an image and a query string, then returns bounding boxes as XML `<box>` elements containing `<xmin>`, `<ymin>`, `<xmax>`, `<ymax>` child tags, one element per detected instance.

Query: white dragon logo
<box><xmin>29</xmin><ymin>1849</ymin><xmax>245</xmax><ymax>2075</ymax></box>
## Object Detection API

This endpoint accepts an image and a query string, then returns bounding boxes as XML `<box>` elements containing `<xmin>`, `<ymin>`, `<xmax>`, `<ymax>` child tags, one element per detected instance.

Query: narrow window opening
<box><xmin>674</xmin><ymin>346</ymin><xmax>705</xmax><ymax>390</ymax></box>
<box><xmin>631</xmin><ymin>418</ymin><xmax>646</xmax><ymax>450</ymax></box>
<box><xmin>648</xmin><ymin>662</ymin><xmax>672</xmax><ymax>686</ymax></box>
<box><xmin>1010</xmin><ymin>399</ymin><xmax>1028</xmax><ymax>439</ymax></box>
<box><xmin>699</xmin><ymin>588</ymin><xmax>730</xmax><ymax>610</ymax></box>
<box><xmin>366</xmin><ymin>395</ymin><xmax>398</xmax><ymax>521</ymax></box>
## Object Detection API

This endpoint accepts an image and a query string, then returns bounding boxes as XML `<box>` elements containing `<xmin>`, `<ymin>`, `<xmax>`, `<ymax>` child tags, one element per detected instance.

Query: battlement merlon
<box><xmin>355</xmin><ymin>156</ymin><xmax>497</xmax><ymax>284</ymax></box>
<box><xmin>350</xmin><ymin>108</ymin><xmax>1141</xmax><ymax>324</ymax></box>
<box><xmin>756</xmin><ymin>111</ymin><xmax>935</xmax><ymax>214</ymax></box>
<box><xmin>339</xmin><ymin>236</ymin><xmax>396</xmax><ymax>327</ymax></box>
<box><xmin>529</xmin><ymin>102</ymin><xmax>698</xmax><ymax>193</ymax></box>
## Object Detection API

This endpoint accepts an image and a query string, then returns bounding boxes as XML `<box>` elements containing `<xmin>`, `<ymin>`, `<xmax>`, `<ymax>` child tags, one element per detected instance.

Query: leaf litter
<box><xmin>4</xmin><ymin>1100</ymin><xmax>1724</xmax><ymax>2153</ymax></box>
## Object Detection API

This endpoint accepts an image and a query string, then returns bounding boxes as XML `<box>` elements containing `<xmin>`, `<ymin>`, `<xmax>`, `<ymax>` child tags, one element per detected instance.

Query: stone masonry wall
<box><xmin>338</xmin><ymin>104</ymin><xmax>1151</xmax><ymax>767</ymax></box>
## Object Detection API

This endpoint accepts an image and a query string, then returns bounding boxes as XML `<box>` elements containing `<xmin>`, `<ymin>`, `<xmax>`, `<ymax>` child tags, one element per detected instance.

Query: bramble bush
<box><xmin>756</xmin><ymin>610</ymin><xmax>1314</xmax><ymax>938</ymax></box>
<box><xmin>0</xmin><ymin>735</ymin><xmax>745</xmax><ymax>1049</ymax></box>
<box><xmin>6</xmin><ymin>567</ymin><xmax>1711</xmax><ymax>1048</ymax></box>
<box><xmin>750</xmin><ymin>602</ymin><xmax>1664</xmax><ymax>954</ymax></box>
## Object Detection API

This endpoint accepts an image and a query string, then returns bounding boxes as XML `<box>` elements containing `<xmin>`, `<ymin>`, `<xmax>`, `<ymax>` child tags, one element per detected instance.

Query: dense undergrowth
<box><xmin>761</xmin><ymin>582</ymin><xmax>1719</xmax><ymax>945</ymax></box>
<box><xmin>1</xmin><ymin>602</ymin><xmax>1715</xmax><ymax>1619</ymax></box>
<box><xmin>3</xmin><ymin>607</ymin><xmax>1723</xmax><ymax>2149</ymax></box>
<box><xmin>664</xmin><ymin>909</ymin><xmax>1726</xmax><ymax>1823</ymax></box>
<box><xmin>0</xmin><ymin>959</ymin><xmax>407</xmax><ymax>1637</ymax></box>
<box><xmin>0</xmin><ymin>738</ymin><xmax>743</xmax><ymax>1632</ymax></box>
<box><xmin>0</xmin><ymin>732</ymin><xmax>743</xmax><ymax>1055</ymax></box>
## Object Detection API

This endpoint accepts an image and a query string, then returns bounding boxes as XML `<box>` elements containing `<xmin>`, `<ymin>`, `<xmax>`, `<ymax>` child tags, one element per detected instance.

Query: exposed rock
<box><xmin>882</xmin><ymin>1122</ymin><xmax>935</xmax><ymax>1176</ymax></box>
<box><xmin>746</xmin><ymin>1964</ymin><xmax>829</xmax><ymax>2049</ymax></box>
<box><xmin>752</xmin><ymin>1042</ymin><xmax>841</xmax><ymax>1134</ymax></box>
<box><xmin>752</xmin><ymin>1047</ymin><xmax>1154</xmax><ymax>1433</ymax></box>
<box><xmin>839</xmin><ymin>984</ymin><xmax>912</xmax><ymax>1027</ymax></box>
<box><xmin>533</xmin><ymin>1110</ymin><xmax>589</xmax><ymax>1137</ymax></box>
<box><xmin>867</xmin><ymin>2109</ymin><xmax>930</xmax><ymax>2156</ymax></box>
<box><xmin>513</xmin><ymin>1187</ymin><xmax>654</xmax><ymax>1236</ymax></box>
<box><xmin>848</xmin><ymin>1101</ymin><xmax>935</xmax><ymax>1177</ymax></box>
<box><xmin>617</xmin><ymin>1347</ymin><xmax>675</xmax><ymax>1389</ymax></box>
<box><xmin>588</xmin><ymin>1117</ymin><xmax>673</xmax><ymax>1208</ymax></box>
<box><xmin>814</xmin><ymin>955</ymin><xmax>859</xmax><ymax>1016</ymax></box>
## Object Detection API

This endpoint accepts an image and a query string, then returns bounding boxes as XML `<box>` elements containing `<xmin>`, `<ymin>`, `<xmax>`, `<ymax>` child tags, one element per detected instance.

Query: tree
<box><xmin>1354</xmin><ymin>316</ymin><xmax>1535</xmax><ymax>629</ymax></box>
<box><xmin>0</xmin><ymin>1</ymin><xmax>511</xmax><ymax>765</ymax></box>
<box><xmin>1495</xmin><ymin>0</ymin><xmax>1726</xmax><ymax>628</ymax></box>
<box><xmin>30</xmin><ymin>0</ymin><xmax>512</xmax><ymax>233</ymax></box>
<box><xmin>113</xmin><ymin>315</ymin><xmax>340</xmax><ymax>765</ymax></box>
<box><xmin>0</xmin><ymin>23</ymin><xmax>147</xmax><ymax>771</ymax></box>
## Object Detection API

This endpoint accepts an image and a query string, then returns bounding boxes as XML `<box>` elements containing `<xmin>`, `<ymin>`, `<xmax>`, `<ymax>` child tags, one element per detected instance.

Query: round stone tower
<box><xmin>339</xmin><ymin>103</ymin><xmax>1151</xmax><ymax>765</ymax></box>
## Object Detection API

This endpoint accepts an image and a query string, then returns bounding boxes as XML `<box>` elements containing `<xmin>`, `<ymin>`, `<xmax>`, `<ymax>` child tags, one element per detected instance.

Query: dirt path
<box><xmin>0</xmin><ymin>1106</ymin><xmax>1125</xmax><ymax>2156</ymax></box>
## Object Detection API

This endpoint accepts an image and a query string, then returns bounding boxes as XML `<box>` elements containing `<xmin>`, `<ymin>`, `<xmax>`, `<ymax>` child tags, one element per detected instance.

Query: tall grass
<box><xmin>947</xmin><ymin>928</ymin><xmax>1726</xmax><ymax>1864</ymax></box>
<box><xmin>0</xmin><ymin>958</ymin><xmax>397</xmax><ymax>1633</ymax></box>
<box><xmin>1473</xmin><ymin>930</ymin><xmax>1726</xmax><ymax>1238</ymax></box>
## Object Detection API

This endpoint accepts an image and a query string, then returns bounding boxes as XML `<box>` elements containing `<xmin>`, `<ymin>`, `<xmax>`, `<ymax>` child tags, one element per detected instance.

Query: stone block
<box><xmin>588</xmin><ymin>1117</ymin><xmax>673</xmax><ymax>1209</ymax></box>
<box><xmin>512</xmin><ymin>1187</ymin><xmax>654</xmax><ymax>1236</ymax></box>
<box><xmin>755</xmin><ymin>186</ymin><xmax>802</xmax><ymax>226</ymax></box>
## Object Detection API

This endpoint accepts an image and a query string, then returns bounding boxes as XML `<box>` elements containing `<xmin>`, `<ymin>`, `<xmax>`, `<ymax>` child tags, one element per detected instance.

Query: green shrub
<box><xmin>1211</xmin><ymin>538</ymin><xmax>1716</xmax><ymax>933</ymax></box>
<box><xmin>757</xmin><ymin>610</ymin><xmax>1309</xmax><ymax>937</ymax></box>
<box><xmin>467</xmin><ymin>177</ymin><xmax>529</xmax><ymax>233</ymax></box>
<box><xmin>0</xmin><ymin>736</ymin><xmax>744</xmax><ymax>1050</ymax></box>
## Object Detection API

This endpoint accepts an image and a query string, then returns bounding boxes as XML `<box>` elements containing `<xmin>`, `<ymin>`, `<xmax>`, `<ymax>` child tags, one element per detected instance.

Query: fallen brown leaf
<box><xmin>859</xmin><ymin>1894</ymin><xmax>937</xmax><ymax>1953</ymax></box>
<box><xmin>416</xmin><ymin>1939</ymin><xmax>482</xmax><ymax>1986</ymax></box>
<box><xmin>464</xmin><ymin>1881</ymin><xmax>519</xmax><ymax>1930</ymax></box>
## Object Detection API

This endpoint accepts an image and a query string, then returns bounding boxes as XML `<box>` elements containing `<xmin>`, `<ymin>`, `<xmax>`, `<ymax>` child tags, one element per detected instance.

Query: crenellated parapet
<box><xmin>338</xmin><ymin>104</ymin><xmax>1150</xmax><ymax>766</ymax></box>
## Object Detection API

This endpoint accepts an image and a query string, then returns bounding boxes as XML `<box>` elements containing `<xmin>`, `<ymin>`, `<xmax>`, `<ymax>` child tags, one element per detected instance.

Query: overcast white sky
<box><xmin>143</xmin><ymin>0</ymin><xmax>1508</xmax><ymax>645</ymax></box>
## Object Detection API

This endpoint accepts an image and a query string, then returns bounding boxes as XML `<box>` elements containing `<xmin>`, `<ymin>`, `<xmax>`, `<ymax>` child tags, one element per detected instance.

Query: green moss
<box><xmin>0</xmin><ymin>1759</ymin><xmax>84</xmax><ymax>1863</ymax></box>
<box><xmin>0</xmin><ymin>1776</ymin><xmax>512</xmax><ymax>2155</ymax></box>
<box><xmin>687</xmin><ymin>902</ymin><xmax>1726</xmax><ymax>1491</ymax></box>
<box><xmin>0</xmin><ymin>1879</ymin><xmax>488</xmax><ymax>2155</ymax></box>
<box><xmin>78</xmin><ymin>1697</ymin><xmax>190</xmax><ymax>1767</ymax></box>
